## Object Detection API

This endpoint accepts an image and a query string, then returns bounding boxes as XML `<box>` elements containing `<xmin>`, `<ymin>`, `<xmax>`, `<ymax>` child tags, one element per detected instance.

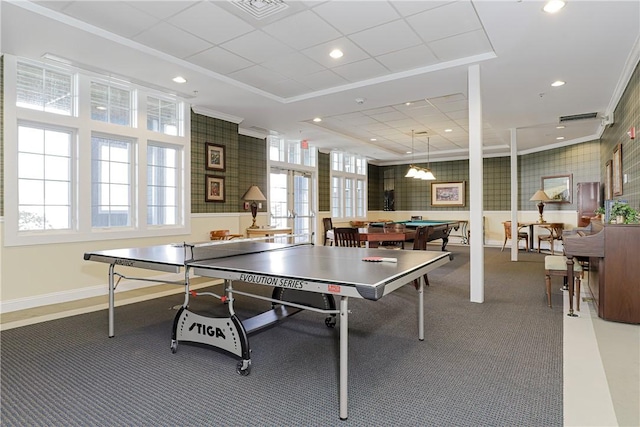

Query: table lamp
<box><xmin>242</xmin><ymin>185</ymin><xmax>267</xmax><ymax>229</ymax></box>
<box><xmin>530</xmin><ymin>189</ymin><xmax>551</xmax><ymax>223</ymax></box>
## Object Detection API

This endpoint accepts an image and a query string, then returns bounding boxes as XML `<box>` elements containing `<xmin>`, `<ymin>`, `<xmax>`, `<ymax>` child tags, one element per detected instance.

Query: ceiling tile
<box><xmin>332</xmin><ymin>58</ymin><xmax>389</xmax><ymax>82</ymax></box>
<box><xmin>167</xmin><ymin>2</ymin><xmax>254</xmax><ymax>44</ymax></box>
<box><xmin>259</xmin><ymin>78</ymin><xmax>312</xmax><ymax>98</ymax></box>
<box><xmin>429</xmin><ymin>29</ymin><xmax>493</xmax><ymax>62</ymax></box>
<box><xmin>220</xmin><ymin>30</ymin><xmax>294</xmax><ymax>64</ymax></box>
<box><xmin>227</xmin><ymin>64</ymin><xmax>287</xmax><ymax>88</ymax></box>
<box><xmin>262</xmin><ymin>52</ymin><xmax>325</xmax><ymax>79</ymax></box>
<box><xmin>186</xmin><ymin>47</ymin><xmax>253</xmax><ymax>75</ymax></box>
<box><xmin>302</xmin><ymin>37</ymin><xmax>370</xmax><ymax>68</ymax></box>
<box><xmin>407</xmin><ymin>1</ymin><xmax>482</xmax><ymax>43</ymax></box>
<box><xmin>313</xmin><ymin>1</ymin><xmax>401</xmax><ymax>35</ymax></box>
<box><xmin>293</xmin><ymin>69</ymin><xmax>349</xmax><ymax>91</ymax></box>
<box><xmin>133</xmin><ymin>21</ymin><xmax>212</xmax><ymax>59</ymax></box>
<box><xmin>349</xmin><ymin>19</ymin><xmax>422</xmax><ymax>57</ymax></box>
<box><xmin>375</xmin><ymin>44</ymin><xmax>439</xmax><ymax>72</ymax></box>
<box><xmin>127</xmin><ymin>1</ymin><xmax>197</xmax><ymax>21</ymax></box>
<box><xmin>262</xmin><ymin>10</ymin><xmax>342</xmax><ymax>50</ymax></box>
<box><xmin>64</xmin><ymin>1</ymin><xmax>158</xmax><ymax>38</ymax></box>
<box><xmin>391</xmin><ymin>1</ymin><xmax>452</xmax><ymax>17</ymax></box>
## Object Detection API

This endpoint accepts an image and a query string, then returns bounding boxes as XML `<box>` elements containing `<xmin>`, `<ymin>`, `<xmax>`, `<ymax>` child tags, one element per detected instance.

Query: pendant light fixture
<box><xmin>405</xmin><ymin>130</ymin><xmax>436</xmax><ymax>180</ymax></box>
<box><xmin>405</xmin><ymin>130</ymin><xmax>418</xmax><ymax>178</ymax></box>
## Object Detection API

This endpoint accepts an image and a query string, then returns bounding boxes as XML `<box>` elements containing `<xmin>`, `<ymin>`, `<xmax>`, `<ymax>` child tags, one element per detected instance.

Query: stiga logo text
<box><xmin>188</xmin><ymin>323</ymin><xmax>226</xmax><ymax>339</ymax></box>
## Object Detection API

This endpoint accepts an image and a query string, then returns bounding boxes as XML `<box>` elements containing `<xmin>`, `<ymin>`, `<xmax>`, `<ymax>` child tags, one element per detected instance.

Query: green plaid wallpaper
<box><xmin>601</xmin><ymin>61</ymin><xmax>639</xmax><ymax>207</ymax></box>
<box><xmin>519</xmin><ymin>141</ymin><xmax>600</xmax><ymax>212</ymax></box>
<box><xmin>371</xmin><ymin>142</ymin><xmax>601</xmax><ymax>212</ymax></box>
<box><xmin>237</xmin><ymin>133</ymin><xmax>267</xmax><ymax>213</ymax></box>
<box><xmin>190</xmin><ymin>110</ymin><xmax>266</xmax><ymax>213</ymax></box>
<box><xmin>318</xmin><ymin>152</ymin><xmax>330</xmax><ymax>212</ymax></box>
<box><xmin>367</xmin><ymin>163</ymin><xmax>382</xmax><ymax>211</ymax></box>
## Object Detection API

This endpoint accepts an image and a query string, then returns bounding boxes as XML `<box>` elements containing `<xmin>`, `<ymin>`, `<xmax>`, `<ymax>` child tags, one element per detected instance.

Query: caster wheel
<box><xmin>236</xmin><ymin>360</ymin><xmax>251</xmax><ymax>376</ymax></box>
<box><xmin>170</xmin><ymin>341</ymin><xmax>178</xmax><ymax>354</ymax></box>
<box><xmin>325</xmin><ymin>316</ymin><xmax>336</xmax><ymax>328</ymax></box>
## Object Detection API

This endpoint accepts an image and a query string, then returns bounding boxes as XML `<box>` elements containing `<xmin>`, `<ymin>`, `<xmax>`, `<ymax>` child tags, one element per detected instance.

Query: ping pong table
<box><xmin>84</xmin><ymin>240</ymin><xmax>451</xmax><ymax>420</ymax></box>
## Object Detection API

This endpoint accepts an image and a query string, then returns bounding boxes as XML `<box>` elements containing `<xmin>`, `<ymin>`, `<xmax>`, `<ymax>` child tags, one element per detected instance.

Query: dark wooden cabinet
<box><xmin>576</xmin><ymin>182</ymin><xmax>601</xmax><ymax>227</ymax></box>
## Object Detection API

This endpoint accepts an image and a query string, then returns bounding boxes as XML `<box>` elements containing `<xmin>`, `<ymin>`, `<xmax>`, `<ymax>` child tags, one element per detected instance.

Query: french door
<box><xmin>270</xmin><ymin>168</ymin><xmax>313</xmax><ymax>242</ymax></box>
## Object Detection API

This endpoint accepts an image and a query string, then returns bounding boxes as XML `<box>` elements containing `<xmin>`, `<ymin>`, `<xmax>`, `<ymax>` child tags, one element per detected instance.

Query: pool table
<box><xmin>369</xmin><ymin>220</ymin><xmax>463</xmax><ymax>251</ymax></box>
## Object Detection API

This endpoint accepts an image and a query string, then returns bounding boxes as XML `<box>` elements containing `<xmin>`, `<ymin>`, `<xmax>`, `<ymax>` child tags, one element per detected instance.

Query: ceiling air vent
<box><xmin>559</xmin><ymin>112</ymin><xmax>598</xmax><ymax>123</ymax></box>
<box><xmin>230</xmin><ymin>0</ymin><xmax>288</xmax><ymax>20</ymax></box>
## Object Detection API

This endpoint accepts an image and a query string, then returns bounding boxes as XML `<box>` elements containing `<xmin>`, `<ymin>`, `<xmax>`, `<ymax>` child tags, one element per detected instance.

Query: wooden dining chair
<box><xmin>380</xmin><ymin>222</ymin><xmax>405</xmax><ymax>249</ymax></box>
<box><xmin>333</xmin><ymin>227</ymin><xmax>361</xmax><ymax>247</ymax></box>
<box><xmin>501</xmin><ymin>221</ymin><xmax>529</xmax><ymax>251</ymax></box>
<box><xmin>537</xmin><ymin>223</ymin><xmax>564</xmax><ymax>254</ymax></box>
<box><xmin>322</xmin><ymin>217</ymin><xmax>334</xmax><ymax>246</ymax></box>
<box><xmin>210</xmin><ymin>230</ymin><xmax>243</xmax><ymax>240</ymax></box>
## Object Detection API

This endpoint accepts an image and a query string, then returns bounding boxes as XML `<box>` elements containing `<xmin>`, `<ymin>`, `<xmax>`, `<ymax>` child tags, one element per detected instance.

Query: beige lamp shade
<box><xmin>530</xmin><ymin>189</ymin><xmax>551</xmax><ymax>201</ymax></box>
<box><xmin>242</xmin><ymin>185</ymin><xmax>266</xmax><ymax>201</ymax></box>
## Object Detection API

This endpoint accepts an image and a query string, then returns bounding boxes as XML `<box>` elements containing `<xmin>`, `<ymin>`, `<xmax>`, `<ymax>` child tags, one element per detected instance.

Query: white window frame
<box><xmin>3</xmin><ymin>55</ymin><xmax>190</xmax><ymax>246</ymax></box>
<box><xmin>330</xmin><ymin>151</ymin><xmax>368</xmax><ymax>221</ymax></box>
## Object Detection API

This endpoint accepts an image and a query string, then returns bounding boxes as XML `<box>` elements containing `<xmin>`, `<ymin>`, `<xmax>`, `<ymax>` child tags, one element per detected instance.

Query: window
<box><xmin>91</xmin><ymin>135</ymin><xmax>134</xmax><ymax>228</ymax></box>
<box><xmin>91</xmin><ymin>81</ymin><xmax>133</xmax><ymax>126</ymax></box>
<box><xmin>17</xmin><ymin>124</ymin><xmax>73</xmax><ymax>231</ymax></box>
<box><xmin>147</xmin><ymin>143</ymin><xmax>180</xmax><ymax>226</ymax></box>
<box><xmin>147</xmin><ymin>96</ymin><xmax>181</xmax><ymax>136</ymax></box>
<box><xmin>16</xmin><ymin>61</ymin><xmax>74</xmax><ymax>115</ymax></box>
<box><xmin>330</xmin><ymin>151</ymin><xmax>367</xmax><ymax>219</ymax></box>
<box><xmin>269</xmin><ymin>135</ymin><xmax>316</xmax><ymax>167</ymax></box>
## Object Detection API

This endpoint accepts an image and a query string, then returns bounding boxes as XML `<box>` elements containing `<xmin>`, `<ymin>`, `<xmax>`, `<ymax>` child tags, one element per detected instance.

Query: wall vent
<box><xmin>559</xmin><ymin>112</ymin><xmax>598</xmax><ymax>123</ymax></box>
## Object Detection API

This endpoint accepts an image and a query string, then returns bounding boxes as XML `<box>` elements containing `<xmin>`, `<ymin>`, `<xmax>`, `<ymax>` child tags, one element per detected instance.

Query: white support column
<box><xmin>468</xmin><ymin>64</ymin><xmax>484</xmax><ymax>303</ymax></box>
<box><xmin>510</xmin><ymin>129</ymin><xmax>520</xmax><ymax>261</ymax></box>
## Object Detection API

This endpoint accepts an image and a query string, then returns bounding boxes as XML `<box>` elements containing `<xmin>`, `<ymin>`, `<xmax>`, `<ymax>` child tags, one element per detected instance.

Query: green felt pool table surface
<box><xmin>369</xmin><ymin>220</ymin><xmax>460</xmax><ymax>228</ymax></box>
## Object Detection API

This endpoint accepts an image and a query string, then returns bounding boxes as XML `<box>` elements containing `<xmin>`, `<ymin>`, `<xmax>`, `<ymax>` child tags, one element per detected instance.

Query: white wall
<box><xmin>0</xmin><ymin>213</ymin><xmax>256</xmax><ymax>313</ymax></box>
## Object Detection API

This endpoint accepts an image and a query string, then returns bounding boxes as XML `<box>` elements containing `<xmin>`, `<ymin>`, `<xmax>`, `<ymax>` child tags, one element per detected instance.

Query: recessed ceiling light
<box><xmin>173</xmin><ymin>76</ymin><xmax>187</xmax><ymax>84</ymax></box>
<box><xmin>406</xmin><ymin>151</ymin><xmax>412</xmax><ymax>154</ymax></box>
<box><xmin>444</xmin><ymin>129</ymin><xmax>453</xmax><ymax>133</ymax></box>
<box><xmin>329</xmin><ymin>49</ymin><xmax>343</xmax><ymax>59</ymax></box>
<box><xmin>556</xmin><ymin>125</ymin><xmax>565</xmax><ymax>129</ymax></box>
<box><xmin>370</xmin><ymin>138</ymin><xmax>377</xmax><ymax>141</ymax></box>
<box><xmin>551</xmin><ymin>80</ymin><xmax>565</xmax><ymax>87</ymax></box>
<box><xmin>405</xmin><ymin>102</ymin><xmax>412</xmax><ymax>106</ymax></box>
<box><xmin>556</xmin><ymin>136</ymin><xmax>565</xmax><ymax>140</ymax></box>
<box><xmin>543</xmin><ymin>0</ymin><xmax>565</xmax><ymax>13</ymax></box>
<box><xmin>313</xmin><ymin>117</ymin><xmax>322</xmax><ymax>122</ymax></box>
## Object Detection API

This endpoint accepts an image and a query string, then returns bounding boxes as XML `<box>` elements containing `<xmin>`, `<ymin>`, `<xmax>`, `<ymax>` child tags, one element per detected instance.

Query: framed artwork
<box><xmin>205</xmin><ymin>143</ymin><xmax>225</xmax><ymax>171</ymax></box>
<box><xmin>605</xmin><ymin>160</ymin><xmax>613</xmax><ymax>200</ymax></box>
<box><xmin>431</xmin><ymin>181</ymin><xmax>465</xmax><ymax>207</ymax></box>
<box><xmin>542</xmin><ymin>174</ymin><xmax>572</xmax><ymax>203</ymax></box>
<box><xmin>205</xmin><ymin>175</ymin><xmax>225</xmax><ymax>202</ymax></box>
<box><xmin>612</xmin><ymin>143</ymin><xmax>623</xmax><ymax>196</ymax></box>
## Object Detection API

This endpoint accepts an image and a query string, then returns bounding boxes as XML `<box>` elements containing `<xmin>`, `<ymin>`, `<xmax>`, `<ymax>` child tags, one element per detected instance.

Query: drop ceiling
<box><xmin>1</xmin><ymin>0</ymin><xmax>639</xmax><ymax>164</ymax></box>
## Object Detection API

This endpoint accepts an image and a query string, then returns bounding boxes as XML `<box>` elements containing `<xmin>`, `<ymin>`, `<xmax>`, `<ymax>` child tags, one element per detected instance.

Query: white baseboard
<box><xmin>0</xmin><ymin>271</ymin><xmax>188</xmax><ymax>314</ymax></box>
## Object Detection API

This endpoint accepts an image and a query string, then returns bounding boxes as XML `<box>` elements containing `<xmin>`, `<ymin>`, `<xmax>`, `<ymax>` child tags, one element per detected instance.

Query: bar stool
<box><xmin>544</xmin><ymin>255</ymin><xmax>582</xmax><ymax>316</ymax></box>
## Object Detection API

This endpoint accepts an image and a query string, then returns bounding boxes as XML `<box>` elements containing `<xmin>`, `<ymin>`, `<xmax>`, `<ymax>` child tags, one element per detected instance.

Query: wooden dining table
<box><xmin>328</xmin><ymin>227</ymin><xmax>416</xmax><ymax>248</ymax></box>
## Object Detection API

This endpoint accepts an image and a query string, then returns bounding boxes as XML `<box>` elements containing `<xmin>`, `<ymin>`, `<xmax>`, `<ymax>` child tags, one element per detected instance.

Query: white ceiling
<box><xmin>2</xmin><ymin>0</ymin><xmax>639</xmax><ymax>164</ymax></box>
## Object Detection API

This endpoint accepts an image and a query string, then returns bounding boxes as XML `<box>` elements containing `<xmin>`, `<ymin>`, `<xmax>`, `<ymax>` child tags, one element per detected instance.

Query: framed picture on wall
<box><xmin>542</xmin><ymin>174</ymin><xmax>572</xmax><ymax>203</ymax></box>
<box><xmin>205</xmin><ymin>175</ymin><xmax>225</xmax><ymax>202</ymax></box>
<box><xmin>206</xmin><ymin>143</ymin><xmax>225</xmax><ymax>171</ymax></box>
<box><xmin>605</xmin><ymin>159</ymin><xmax>613</xmax><ymax>200</ymax></box>
<box><xmin>612</xmin><ymin>143</ymin><xmax>623</xmax><ymax>196</ymax></box>
<box><xmin>431</xmin><ymin>181</ymin><xmax>465</xmax><ymax>206</ymax></box>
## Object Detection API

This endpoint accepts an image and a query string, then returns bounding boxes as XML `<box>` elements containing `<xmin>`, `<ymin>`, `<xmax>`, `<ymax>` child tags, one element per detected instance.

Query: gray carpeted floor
<box><xmin>1</xmin><ymin>247</ymin><xmax>563</xmax><ymax>426</ymax></box>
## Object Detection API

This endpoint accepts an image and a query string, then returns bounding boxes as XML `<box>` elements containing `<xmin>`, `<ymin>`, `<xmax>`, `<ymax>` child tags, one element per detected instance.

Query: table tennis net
<box><xmin>186</xmin><ymin>240</ymin><xmax>309</xmax><ymax>263</ymax></box>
